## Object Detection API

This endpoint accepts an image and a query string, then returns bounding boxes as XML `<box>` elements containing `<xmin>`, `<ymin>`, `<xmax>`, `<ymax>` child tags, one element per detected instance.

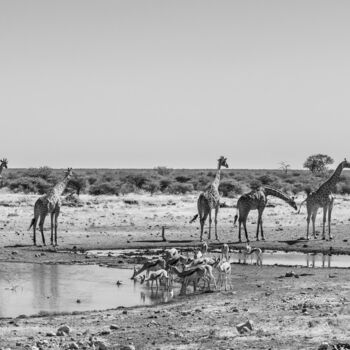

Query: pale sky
<box><xmin>1</xmin><ymin>0</ymin><xmax>349</xmax><ymax>169</ymax></box>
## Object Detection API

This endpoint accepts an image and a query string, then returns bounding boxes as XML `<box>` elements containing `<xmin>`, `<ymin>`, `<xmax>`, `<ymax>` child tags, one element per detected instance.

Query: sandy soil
<box><xmin>1</xmin><ymin>192</ymin><xmax>350</xmax><ymax>349</ymax></box>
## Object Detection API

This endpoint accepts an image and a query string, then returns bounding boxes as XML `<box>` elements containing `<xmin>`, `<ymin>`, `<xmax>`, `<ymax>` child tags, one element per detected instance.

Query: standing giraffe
<box><xmin>190</xmin><ymin>156</ymin><xmax>228</xmax><ymax>241</ymax></box>
<box><xmin>234</xmin><ymin>186</ymin><xmax>297</xmax><ymax>242</ymax></box>
<box><xmin>0</xmin><ymin>158</ymin><xmax>8</xmax><ymax>177</ymax></box>
<box><xmin>29</xmin><ymin>168</ymin><xmax>73</xmax><ymax>246</ymax></box>
<box><xmin>299</xmin><ymin>159</ymin><xmax>350</xmax><ymax>240</ymax></box>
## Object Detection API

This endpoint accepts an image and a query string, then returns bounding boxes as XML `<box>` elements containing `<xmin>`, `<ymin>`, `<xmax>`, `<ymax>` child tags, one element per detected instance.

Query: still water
<box><xmin>0</xmin><ymin>263</ymin><xmax>173</xmax><ymax>318</ymax></box>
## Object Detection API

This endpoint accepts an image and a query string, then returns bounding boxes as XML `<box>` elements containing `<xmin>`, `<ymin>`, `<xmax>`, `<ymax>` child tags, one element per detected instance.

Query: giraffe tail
<box><xmin>28</xmin><ymin>218</ymin><xmax>35</xmax><ymax>230</ymax></box>
<box><xmin>297</xmin><ymin>199</ymin><xmax>306</xmax><ymax>214</ymax></box>
<box><xmin>189</xmin><ymin>214</ymin><xmax>198</xmax><ymax>224</ymax></box>
<box><xmin>233</xmin><ymin>210</ymin><xmax>239</xmax><ymax>226</ymax></box>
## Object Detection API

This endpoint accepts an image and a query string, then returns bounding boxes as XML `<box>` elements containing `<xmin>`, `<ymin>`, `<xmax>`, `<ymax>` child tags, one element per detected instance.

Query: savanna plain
<box><xmin>0</xmin><ymin>167</ymin><xmax>350</xmax><ymax>350</ymax></box>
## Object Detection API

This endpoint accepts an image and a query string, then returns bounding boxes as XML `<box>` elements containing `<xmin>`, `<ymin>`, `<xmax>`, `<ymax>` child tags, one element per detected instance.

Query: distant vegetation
<box><xmin>2</xmin><ymin>166</ymin><xmax>350</xmax><ymax>197</ymax></box>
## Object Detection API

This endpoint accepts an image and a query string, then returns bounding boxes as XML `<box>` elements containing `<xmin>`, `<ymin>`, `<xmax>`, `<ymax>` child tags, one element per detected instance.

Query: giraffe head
<box><xmin>218</xmin><ymin>156</ymin><xmax>229</xmax><ymax>169</ymax></box>
<box><xmin>288</xmin><ymin>196</ymin><xmax>298</xmax><ymax>210</ymax></box>
<box><xmin>64</xmin><ymin>168</ymin><xmax>73</xmax><ymax>179</ymax></box>
<box><xmin>0</xmin><ymin>158</ymin><xmax>8</xmax><ymax>169</ymax></box>
<box><xmin>342</xmin><ymin>158</ymin><xmax>350</xmax><ymax>169</ymax></box>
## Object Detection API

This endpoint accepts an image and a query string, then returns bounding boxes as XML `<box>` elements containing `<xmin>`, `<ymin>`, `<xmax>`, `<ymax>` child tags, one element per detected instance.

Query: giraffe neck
<box><xmin>318</xmin><ymin>162</ymin><xmax>344</xmax><ymax>193</ymax></box>
<box><xmin>51</xmin><ymin>175</ymin><xmax>70</xmax><ymax>196</ymax></box>
<box><xmin>263</xmin><ymin>186</ymin><xmax>294</xmax><ymax>208</ymax></box>
<box><xmin>212</xmin><ymin>164</ymin><xmax>221</xmax><ymax>189</ymax></box>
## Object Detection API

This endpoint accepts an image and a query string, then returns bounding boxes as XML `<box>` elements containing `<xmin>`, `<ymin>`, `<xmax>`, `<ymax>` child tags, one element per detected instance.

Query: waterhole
<box><xmin>0</xmin><ymin>263</ymin><xmax>173</xmax><ymax>318</ymax></box>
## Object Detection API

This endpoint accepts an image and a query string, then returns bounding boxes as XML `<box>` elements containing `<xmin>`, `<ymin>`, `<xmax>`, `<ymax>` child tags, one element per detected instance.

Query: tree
<box><xmin>279</xmin><ymin>161</ymin><xmax>290</xmax><ymax>174</ymax></box>
<box><xmin>303</xmin><ymin>154</ymin><xmax>334</xmax><ymax>174</ymax></box>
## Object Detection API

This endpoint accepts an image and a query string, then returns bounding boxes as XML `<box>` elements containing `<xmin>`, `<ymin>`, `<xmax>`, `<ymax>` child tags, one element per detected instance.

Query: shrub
<box><xmin>89</xmin><ymin>182</ymin><xmax>120</xmax><ymax>195</ymax></box>
<box><xmin>23</xmin><ymin>166</ymin><xmax>53</xmax><ymax>181</ymax></box>
<box><xmin>87</xmin><ymin>176</ymin><xmax>98</xmax><ymax>185</ymax></box>
<box><xmin>124</xmin><ymin>174</ymin><xmax>148</xmax><ymax>189</ymax></box>
<box><xmin>159</xmin><ymin>179</ymin><xmax>172</xmax><ymax>191</ymax></box>
<box><xmin>67</xmin><ymin>176</ymin><xmax>87</xmax><ymax>195</ymax></box>
<box><xmin>7</xmin><ymin>177</ymin><xmax>51</xmax><ymax>194</ymax></box>
<box><xmin>155</xmin><ymin>166</ymin><xmax>172</xmax><ymax>176</ymax></box>
<box><xmin>143</xmin><ymin>181</ymin><xmax>161</xmax><ymax>194</ymax></box>
<box><xmin>219</xmin><ymin>180</ymin><xmax>243</xmax><ymax>197</ymax></box>
<box><xmin>249</xmin><ymin>180</ymin><xmax>262</xmax><ymax>190</ymax></box>
<box><xmin>258</xmin><ymin>174</ymin><xmax>275</xmax><ymax>186</ymax></box>
<box><xmin>120</xmin><ymin>183</ymin><xmax>137</xmax><ymax>195</ymax></box>
<box><xmin>168</xmin><ymin>183</ymin><xmax>194</xmax><ymax>194</ymax></box>
<box><xmin>338</xmin><ymin>183</ymin><xmax>350</xmax><ymax>195</ymax></box>
<box><xmin>175</xmin><ymin>176</ymin><xmax>191</xmax><ymax>183</ymax></box>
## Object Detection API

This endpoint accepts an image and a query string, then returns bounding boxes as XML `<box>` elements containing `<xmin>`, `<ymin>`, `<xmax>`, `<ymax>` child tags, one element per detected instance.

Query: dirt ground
<box><xmin>1</xmin><ymin>192</ymin><xmax>350</xmax><ymax>349</ymax></box>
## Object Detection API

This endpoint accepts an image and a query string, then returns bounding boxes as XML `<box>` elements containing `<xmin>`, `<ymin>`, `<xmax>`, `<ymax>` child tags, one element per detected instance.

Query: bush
<box><xmin>258</xmin><ymin>174</ymin><xmax>275</xmax><ymax>186</ymax></box>
<box><xmin>23</xmin><ymin>166</ymin><xmax>53</xmax><ymax>181</ymax></box>
<box><xmin>120</xmin><ymin>183</ymin><xmax>137</xmax><ymax>195</ymax></box>
<box><xmin>7</xmin><ymin>177</ymin><xmax>51</xmax><ymax>194</ymax></box>
<box><xmin>155</xmin><ymin>166</ymin><xmax>172</xmax><ymax>176</ymax></box>
<box><xmin>168</xmin><ymin>183</ymin><xmax>194</xmax><ymax>194</ymax></box>
<box><xmin>89</xmin><ymin>182</ymin><xmax>120</xmax><ymax>195</ymax></box>
<box><xmin>219</xmin><ymin>180</ymin><xmax>243</xmax><ymax>197</ymax></box>
<box><xmin>338</xmin><ymin>183</ymin><xmax>350</xmax><ymax>195</ymax></box>
<box><xmin>159</xmin><ymin>179</ymin><xmax>172</xmax><ymax>191</ymax></box>
<box><xmin>249</xmin><ymin>180</ymin><xmax>262</xmax><ymax>190</ymax></box>
<box><xmin>67</xmin><ymin>176</ymin><xmax>87</xmax><ymax>195</ymax></box>
<box><xmin>175</xmin><ymin>176</ymin><xmax>191</xmax><ymax>183</ymax></box>
<box><xmin>143</xmin><ymin>181</ymin><xmax>161</xmax><ymax>194</ymax></box>
<box><xmin>87</xmin><ymin>176</ymin><xmax>98</xmax><ymax>185</ymax></box>
<box><xmin>124</xmin><ymin>174</ymin><xmax>148</xmax><ymax>189</ymax></box>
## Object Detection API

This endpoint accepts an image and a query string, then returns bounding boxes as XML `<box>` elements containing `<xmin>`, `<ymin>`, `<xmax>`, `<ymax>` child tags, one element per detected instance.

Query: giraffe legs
<box><xmin>322</xmin><ymin>205</ymin><xmax>327</xmax><ymax>240</ymax></box>
<box><xmin>242</xmin><ymin>219</ymin><xmax>249</xmax><ymax>243</ymax></box>
<box><xmin>199</xmin><ymin>213</ymin><xmax>208</xmax><ymax>241</ymax></box>
<box><xmin>32</xmin><ymin>217</ymin><xmax>38</xmax><ymax>246</ymax></box>
<box><xmin>53</xmin><ymin>205</ymin><xmax>60</xmax><ymax>246</ymax></box>
<box><xmin>50</xmin><ymin>213</ymin><xmax>54</xmax><ymax>245</ymax></box>
<box><xmin>311</xmin><ymin>211</ymin><xmax>317</xmax><ymax>239</ymax></box>
<box><xmin>328</xmin><ymin>201</ymin><xmax>334</xmax><ymax>240</ymax></box>
<box><xmin>214</xmin><ymin>205</ymin><xmax>219</xmax><ymax>240</ymax></box>
<box><xmin>256</xmin><ymin>209</ymin><xmax>265</xmax><ymax>241</ymax></box>
<box><xmin>38</xmin><ymin>214</ymin><xmax>47</xmax><ymax>246</ymax></box>
<box><xmin>208</xmin><ymin>210</ymin><xmax>212</xmax><ymax>240</ymax></box>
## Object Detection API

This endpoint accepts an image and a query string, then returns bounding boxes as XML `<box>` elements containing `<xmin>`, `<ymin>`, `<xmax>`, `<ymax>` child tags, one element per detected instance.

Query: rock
<box><xmin>318</xmin><ymin>342</ymin><xmax>330</xmax><ymax>350</ymax></box>
<box><xmin>181</xmin><ymin>311</ymin><xmax>191</xmax><ymax>316</ymax></box>
<box><xmin>57</xmin><ymin>325</ymin><xmax>71</xmax><ymax>336</ymax></box>
<box><xmin>122</xmin><ymin>310</ymin><xmax>127</xmax><ymax>315</ymax></box>
<box><xmin>100</xmin><ymin>330</ymin><xmax>111</xmax><ymax>335</ymax></box>
<box><xmin>94</xmin><ymin>340</ymin><xmax>108</xmax><ymax>350</ymax></box>
<box><xmin>236</xmin><ymin>320</ymin><xmax>254</xmax><ymax>334</ymax></box>
<box><xmin>110</xmin><ymin>324</ymin><xmax>119</xmax><ymax>330</ymax></box>
<box><xmin>119</xmin><ymin>345</ymin><xmax>136</xmax><ymax>350</ymax></box>
<box><xmin>46</xmin><ymin>331</ymin><xmax>55</xmax><ymax>337</ymax></box>
<box><xmin>69</xmin><ymin>343</ymin><xmax>79</xmax><ymax>350</ymax></box>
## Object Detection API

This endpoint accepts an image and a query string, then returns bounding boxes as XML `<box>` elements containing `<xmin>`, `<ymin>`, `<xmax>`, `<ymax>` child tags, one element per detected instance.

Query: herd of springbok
<box><xmin>131</xmin><ymin>243</ymin><xmax>262</xmax><ymax>294</ymax></box>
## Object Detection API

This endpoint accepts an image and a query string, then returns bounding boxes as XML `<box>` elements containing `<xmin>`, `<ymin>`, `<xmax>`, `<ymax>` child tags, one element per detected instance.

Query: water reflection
<box><xmin>231</xmin><ymin>250</ymin><xmax>348</xmax><ymax>269</ymax></box>
<box><xmin>0</xmin><ymin>263</ymin><xmax>175</xmax><ymax>318</ymax></box>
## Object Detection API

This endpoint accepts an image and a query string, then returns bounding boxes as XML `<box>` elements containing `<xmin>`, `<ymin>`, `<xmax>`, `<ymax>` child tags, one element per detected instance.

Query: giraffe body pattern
<box><xmin>190</xmin><ymin>156</ymin><xmax>228</xmax><ymax>241</ymax></box>
<box><xmin>29</xmin><ymin>168</ymin><xmax>73</xmax><ymax>246</ymax></box>
<box><xmin>234</xmin><ymin>186</ymin><xmax>297</xmax><ymax>242</ymax></box>
<box><xmin>300</xmin><ymin>159</ymin><xmax>350</xmax><ymax>240</ymax></box>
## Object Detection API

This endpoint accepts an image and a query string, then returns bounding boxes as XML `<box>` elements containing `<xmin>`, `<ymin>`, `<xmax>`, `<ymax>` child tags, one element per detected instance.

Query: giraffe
<box><xmin>29</xmin><ymin>168</ymin><xmax>74</xmax><ymax>246</ymax></box>
<box><xmin>234</xmin><ymin>186</ymin><xmax>297</xmax><ymax>242</ymax></box>
<box><xmin>190</xmin><ymin>156</ymin><xmax>229</xmax><ymax>241</ymax></box>
<box><xmin>0</xmin><ymin>158</ymin><xmax>8</xmax><ymax>180</ymax></box>
<box><xmin>299</xmin><ymin>159</ymin><xmax>350</xmax><ymax>240</ymax></box>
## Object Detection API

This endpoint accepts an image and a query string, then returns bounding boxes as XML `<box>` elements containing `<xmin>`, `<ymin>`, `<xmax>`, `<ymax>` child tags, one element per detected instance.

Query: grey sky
<box><xmin>1</xmin><ymin>0</ymin><xmax>349</xmax><ymax>169</ymax></box>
